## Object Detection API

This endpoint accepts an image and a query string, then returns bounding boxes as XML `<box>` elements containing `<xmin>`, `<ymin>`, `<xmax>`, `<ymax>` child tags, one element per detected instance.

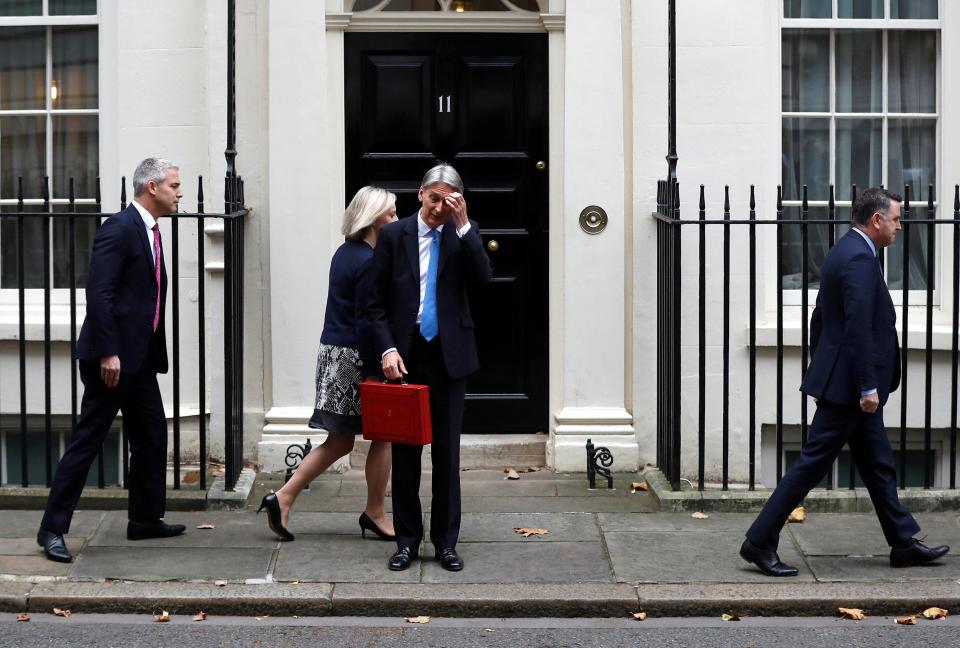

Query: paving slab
<box><xmin>0</xmin><ymin>555</ymin><xmax>72</xmax><ymax>577</ymax></box>
<box><xmin>331</xmin><ymin>582</ymin><xmax>639</xmax><ymax>617</ymax></box>
<box><xmin>273</xmin><ymin>535</ymin><xmax>419</xmax><ymax>584</ymax></box>
<box><xmin>463</xmin><ymin>496</ymin><xmax>655</xmax><ymax>514</ymax></box>
<box><xmin>806</xmin><ymin>555</ymin><xmax>960</xmax><ymax>582</ymax></box>
<box><xmin>460</xmin><ymin>479</ymin><xmax>559</xmax><ymax>497</ymax></box>
<box><xmin>605</xmin><ymin>531</ymin><xmax>815</xmax><ymax>583</ymax></box>
<box><xmin>275</xmin><ymin>511</ymin><xmax>372</xmax><ymax>537</ymax></box>
<box><xmin>28</xmin><ymin>581</ymin><xmax>333</xmax><ymax>616</ymax></box>
<box><xmin>788</xmin><ymin>512</ymin><xmax>960</xmax><ymax>556</ymax></box>
<box><xmin>0</xmin><ymin>510</ymin><xmax>103</xmax><ymax>538</ymax></box>
<box><xmin>598</xmin><ymin>512</ymin><xmax>756</xmax><ymax>534</ymax></box>
<box><xmin>87</xmin><ymin>511</ymin><xmax>273</xmax><ymax>548</ymax></box>
<box><xmin>421</xmin><ymin>541</ymin><xmax>612</xmax><ymax>584</ymax></box>
<box><xmin>458</xmin><ymin>513</ymin><xmax>600</xmax><ymax>542</ymax></box>
<box><xmin>0</xmin><ymin>582</ymin><xmax>32</xmax><ymax>612</ymax></box>
<box><xmin>69</xmin><ymin>546</ymin><xmax>273</xmax><ymax>582</ymax></box>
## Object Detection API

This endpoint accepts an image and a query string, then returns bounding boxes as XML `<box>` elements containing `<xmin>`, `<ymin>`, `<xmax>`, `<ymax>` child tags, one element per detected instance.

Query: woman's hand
<box><xmin>381</xmin><ymin>350</ymin><xmax>408</xmax><ymax>380</ymax></box>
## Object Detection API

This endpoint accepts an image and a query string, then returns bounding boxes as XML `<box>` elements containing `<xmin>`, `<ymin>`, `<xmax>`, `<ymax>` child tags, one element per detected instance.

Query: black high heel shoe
<box><xmin>359</xmin><ymin>512</ymin><xmax>395</xmax><ymax>540</ymax></box>
<box><xmin>257</xmin><ymin>492</ymin><xmax>294</xmax><ymax>542</ymax></box>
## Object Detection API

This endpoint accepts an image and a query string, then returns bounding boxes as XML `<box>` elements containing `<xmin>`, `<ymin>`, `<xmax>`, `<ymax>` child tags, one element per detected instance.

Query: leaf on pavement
<box><xmin>691</xmin><ymin>512</ymin><xmax>710</xmax><ymax>519</ymax></box>
<box><xmin>406</xmin><ymin>616</ymin><xmax>431</xmax><ymax>624</ymax></box>
<box><xmin>721</xmin><ymin>612</ymin><xmax>740</xmax><ymax>621</ymax></box>
<box><xmin>839</xmin><ymin>607</ymin><xmax>865</xmax><ymax>620</ymax></box>
<box><xmin>182</xmin><ymin>470</ymin><xmax>201</xmax><ymax>484</ymax></box>
<box><xmin>16</xmin><ymin>613</ymin><xmax>29</xmax><ymax>622</ymax></box>
<box><xmin>193</xmin><ymin>611</ymin><xmax>207</xmax><ymax>622</ymax></box>
<box><xmin>513</xmin><ymin>527</ymin><xmax>549</xmax><ymax>538</ymax></box>
<box><xmin>632</xmin><ymin>611</ymin><xmax>647</xmax><ymax>621</ymax></box>
<box><xmin>630</xmin><ymin>481</ymin><xmax>649</xmax><ymax>493</ymax></box>
<box><xmin>504</xmin><ymin>468</ymin><xmax>520</xmax><ymax>480</ymax></box>
<box><xmin>214</xmin><ymin>580</ymin><xmax>228</xmax><ymax>587</ymax></box>
<box><xmin>922</xmin><ymin>607</ymin><xmax>948</xmax><ymax>620</ymax></box>
<box><xmin>154</xmin><ymin>611</ymin><xmax>170</xmax><ymax>623</ymax></box>
<box><xmin>211</xmin><ymin>469</ymin><xmax>225</xmax><ymax>477</ymax></box>
<box><xmin>196</xmin><ymin>524</ymin><xmax>216</xmax><ymax>530</ymax></box>
<box><xmin>52</xmin><ymin>608</ymin><xmax>71</xmax><ymax>617</ymax></box>
<box><xmin>483</xmin><ymin>628</ymin><xmax>495</xmax><ymax>632</ymax></box>
<box><xmin>895</xmin><ymin>615</ymin><xmax>917</xmax><ymax>625</ymax></box>
<box><xmin>787</xmin><ymin>506</ymin><xmax>806</xmax><ymax>523</ymax></box>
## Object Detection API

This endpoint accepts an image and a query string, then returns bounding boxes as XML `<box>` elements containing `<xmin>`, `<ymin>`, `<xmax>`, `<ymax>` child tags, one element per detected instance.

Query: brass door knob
<box><xmin>486</xmin><ymin>239</ymin><xmax>499</xmax><ymax>252</ymax></box>
<box><xmin>535</xmin><ymin>160</ymin><xmax>546</xmax><ymax>171</ymax></box>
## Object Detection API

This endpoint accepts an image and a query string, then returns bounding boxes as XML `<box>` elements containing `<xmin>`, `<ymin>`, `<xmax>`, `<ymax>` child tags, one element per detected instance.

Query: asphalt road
<box><xmin>2</xmin><ymin>614</ymin><xmax>959</xmax><ymax>648</ymax></box>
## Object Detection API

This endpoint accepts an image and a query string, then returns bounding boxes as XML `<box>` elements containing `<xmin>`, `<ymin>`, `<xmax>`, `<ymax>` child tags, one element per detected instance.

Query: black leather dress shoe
<box><xmin>739</xmin><ymin>539</ymin><xmax>799</xmax><ymax>577</ymax></box>
<box><xmin>436</xmin><ymin>547</ymin><xmax>464</xmax><ymax>572</ymax></box>
<box><xmin>127</xmin><ymin>520</ymin><xmax>187</xmax><ymax>541</ymax></box>
<box><xmin>388</xmin><ymin>546</ymin><xmax>415</xmax><ymax>571</ymax></box>
<box><xmin>37</xmin><ymin>528</ymin><xmax>72</xmax><ymax>563</ymax></box>
<box><xmin>890</xmin><ymin>539</ymin><xmax>950</xmax><ymax>568</ymax></box>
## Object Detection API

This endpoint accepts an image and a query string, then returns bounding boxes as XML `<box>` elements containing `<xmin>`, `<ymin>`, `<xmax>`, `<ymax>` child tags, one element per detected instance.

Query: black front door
<box><xmin>345</xmin><ymin>32</ymin><xmax>548</xmax><ymax>433</ymax></box>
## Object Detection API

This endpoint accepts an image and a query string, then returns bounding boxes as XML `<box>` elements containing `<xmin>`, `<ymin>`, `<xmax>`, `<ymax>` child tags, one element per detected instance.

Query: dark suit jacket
<box><xmin>76</xmin><ymin>204</ymin><xmax>169</xmax><ymax>375</ymax></box>
<box><xmin>801</xmin><ymin>229</ymin><xmax>900</xmax><ymax>406</ymax></box>
<box><xmin>367</xmin><ymin>212</ymin><xmax>493</xmax><ymax>380</ymax></box>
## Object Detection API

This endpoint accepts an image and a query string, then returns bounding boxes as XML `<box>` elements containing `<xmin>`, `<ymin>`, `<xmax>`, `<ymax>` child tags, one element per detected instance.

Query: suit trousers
<box><xmin>746</xmin><ymin>400</ymin><xmax>919</xmax><ymax>551</ymax></box>
<box><xmin>41</xmin><ymin>356</ymin><xmax>168</xmax><ymax>534</ymax></box>
<box><xmin>391</xmin><ymin>333</ymin><xmax>466</xmax><ymax>551</ymax></box>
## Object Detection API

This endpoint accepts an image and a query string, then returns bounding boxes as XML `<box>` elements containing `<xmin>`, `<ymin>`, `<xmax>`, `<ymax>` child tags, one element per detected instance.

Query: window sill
<box><xmin>754</xmin><ymin>319</ymin><xmax>958</xmax><ymax>351</ymax></box>
<box><xmin>0</xmin><ymin>305</ymin><xmax>83</xmax><ymax>341</ymax></box>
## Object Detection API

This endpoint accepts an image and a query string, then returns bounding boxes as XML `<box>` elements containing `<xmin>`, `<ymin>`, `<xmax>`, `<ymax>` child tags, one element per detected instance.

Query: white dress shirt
<box><xmin>132</xmin><ymin>199</ymin><xmax>159</xmax><ymax>264</ymax></box>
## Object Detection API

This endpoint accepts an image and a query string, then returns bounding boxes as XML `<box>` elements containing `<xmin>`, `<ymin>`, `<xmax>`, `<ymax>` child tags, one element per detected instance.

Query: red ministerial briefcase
<box><xmin>359</xmin><ymin>379</ymin><xmax>432</xmax><ymax>445</ymax></box>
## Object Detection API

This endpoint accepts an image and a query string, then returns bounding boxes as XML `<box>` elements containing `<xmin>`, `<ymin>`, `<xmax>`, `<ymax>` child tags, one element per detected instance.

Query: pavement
<box><xmin>0</xmin><ymin>469</ymin><xmax>958</xmax><ymax>618</ymax></box>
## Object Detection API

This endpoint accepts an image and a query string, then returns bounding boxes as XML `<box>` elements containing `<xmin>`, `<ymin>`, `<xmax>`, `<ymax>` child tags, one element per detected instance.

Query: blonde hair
<box><xmin>342</xmin><ymin>186</ymin><xmax>397</xmax><ymax>240</ymax></box>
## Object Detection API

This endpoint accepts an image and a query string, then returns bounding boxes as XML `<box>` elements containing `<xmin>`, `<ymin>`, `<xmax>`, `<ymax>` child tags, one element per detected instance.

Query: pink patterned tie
<box><xmin>152</xmin><ymin>224</ymin><xmax>162</xmax><ymax>332</ymax></box>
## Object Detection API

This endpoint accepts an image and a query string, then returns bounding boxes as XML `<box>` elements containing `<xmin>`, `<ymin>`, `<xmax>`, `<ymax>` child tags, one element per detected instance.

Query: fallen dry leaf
<box><xmin>632</xmin><ymin>611</ymin><xmax>647</xmax><ymax>621</ymax></box>
<box><xmin>839</xmin><ymin>607</ymin><xmax>865</xmax><ymax>620</ymax></box>
<box><xmin>182</xmin><ymin>470</ymin><xmax>201</xmax><ymax>484</ymax></box>
<box><xmin>504</xmin><ymin>468</ymin><xmax>520</xmax><ymax>480</ymax></box>
<box><xmin>292</xmin><ymin>615</ymin><xmax>300</xmax><ymax>620</ymax></box>
<box><xmin>406</xmin><ymin>616</ymin><xmax>431</xmax><ymax>624</ymax></box>
<box><xmin>691</xmin><ymin>512</ymin><xmax>710</xmax><ymax>519</ymax></box>
<box><xmin>214</xmin><ymin>580</ymin><xmax>228</xmax><ymax>587</ymax></box>
<box><xmin>211</xmin><ymin>469</ymin><xmax>224</xmax><ymax>478</ymax></box>
<box><xmin>154</xmin><ymin>611</ymin><xmax>170</xmax><ymax>623</ymax></box>
<box><xmin>483</xmin><ymin>628</ymin><xmax>495</xmax><ymax>632</ymax></box>
<box><xmin>193</xmin><ymin>611</ymin><xmax>207</xmax><ymax>622</ymax></box>
<box><xmin>787</xmin><ymin>506</ymin><xmax>806</xmax><ymax>523</ymax></box>
<box><xmin>922</xmin><ymin>607</ymin><xmax>948</xmax><ymax>620</ymax></box>
<box><xmin>721</xmin><ymin>612</ymin><xmax>740</xmax><ymax>622</ymax></box>
<box><xmin>895</xmin><ymin>615</ymin><xmax>917</xmax><ymax>625</ymax></box>
<box><xmin>52</xmin><ymin>608</ymin><xmax>71</xmax><ymax>618</ymax></box>
<box><xmin>196</xmin><ymin>524</ymin><xmax>216</xmax><ymax>530</ymax></box>
<box><xmin>290</xmin><ymin>581</ymin><xmax>300</xmax><ymax>586</ymax></box>
<box><xmin>16</xmin><ymin>613</ymin><xmax>29</xmax><ymax>622</ymax></box>
<box><xmin>513</xmin><ymin>527</ymin><xmax>549</xmax><ymax>538</ymax></box>
<box><xmin>630</xmin><ymin>481</ymin><xmax>649</xmax><ymax>493</ymax></box>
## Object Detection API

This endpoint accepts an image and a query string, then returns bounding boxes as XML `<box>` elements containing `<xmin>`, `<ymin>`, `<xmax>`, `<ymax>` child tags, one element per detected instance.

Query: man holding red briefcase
<box><xmin>367</xmin><ymin>163</ymin><xmax>493</xmax><ymax>572</ymax></box>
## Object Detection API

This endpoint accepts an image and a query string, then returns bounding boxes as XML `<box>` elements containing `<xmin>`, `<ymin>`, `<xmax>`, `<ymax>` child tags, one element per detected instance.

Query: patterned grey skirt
<box><xmin>307</xmin><ymin>343</ymin><xmax>363</xmax><ymax>436</ymax></box>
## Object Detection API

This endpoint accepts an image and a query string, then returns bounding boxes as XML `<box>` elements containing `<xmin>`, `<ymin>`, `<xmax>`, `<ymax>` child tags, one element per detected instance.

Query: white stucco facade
<box><xmin>2</xmin><ymin>0</ymin><xmax>958</xmax><ymax>486</ymax></box>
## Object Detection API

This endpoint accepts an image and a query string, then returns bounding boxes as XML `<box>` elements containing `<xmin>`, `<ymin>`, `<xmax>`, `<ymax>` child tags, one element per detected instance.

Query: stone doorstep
<box><xmin>258</xmin><ymin>433</ymin><xmax>548</xmax><ymax>472</ymax></box>
<box><xmin>3</xmin><ymin>581</ymin><xmax>958</xmax><ymax>617</ymax></box>
<box><xmin>644</xmin><ymin>468</ymin><xmax>960</xmax><ymax>513</ymax></box>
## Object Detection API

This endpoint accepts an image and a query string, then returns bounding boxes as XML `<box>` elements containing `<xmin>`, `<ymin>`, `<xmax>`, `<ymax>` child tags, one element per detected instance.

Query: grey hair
<box><xmin>342</xmin><ymin>186</ymin><xmax>397</xmax><ymax>240</ymax></box>
<box><xmin>133</xmin><ymin>158</ymin><xmax>178</xmax><ymax>196</ymax></box>
<box><xmin>421</xmin><ymin>163</ymin><xmax>463</xmax><ymax>193</ymax></box>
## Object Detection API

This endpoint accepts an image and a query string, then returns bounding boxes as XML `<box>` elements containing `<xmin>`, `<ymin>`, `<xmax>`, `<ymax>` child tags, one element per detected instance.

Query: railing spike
<box><xmin>776</xmin><ymin>184</ymin><xmax>782</xmax><ymax>211</ymax></box>
<box><xmin>699</xmin><ymin>184</ymin><xmax>705</xmax><ymax>211</ymax></box>
<box><xmin>851</xmin><ymin>183</ymin><xmax>857</xmax><ymax>203</ymax></box>
<box><xmin>955</xmin><ymin>185</ymin><xmax>959</xmax><ymax>212</ymax></box>
<box><xmin>120</xmin><ymin>176</ymin><xmax>127</xmax><ymax>209</ymax></box>
<box><xmin>724</xmin><ymin>185</ymin><xmax>730</xmax><ymax>212</ymax></box>
<box><xmin>68</xmin><ymin>177</ymin><xmax>75</xmax><ymax>205</ymax></box>
<box><xmin>749</xmin><ymin>184</ymin><xmax>755</xmax><ymax>211</ymax></box>
<box><xmin>198</xmin><ymin>175</ymin><xmax>205</xmax><ymax>206</ymax></box>
<box><xmin>802</xmin><ymin>184</ymin><xmax>808</xmax><ymax>211</ymax></box>
<box><xmin>42</xmin><ymin>176</ymin><xmax>49</xmax><ymax>206</ymax></box>
<box><xmin>95</xmin><ymin>176</ymin><xmax>102</xmax><ymax>206</ymax></box>
<box><xmin>928</xmin><ymin>183</ymin><xmax>934</xmax><ymax>210</ymax></box>
<box><xmin>904</xmin><ymin>184</ymin><xmax>911</xmax><ymax>211</ymax></box>
<box><xmin>828</xmin><ymin>184</ymin><xmax>834</xmax><ymax>210</ymax></box>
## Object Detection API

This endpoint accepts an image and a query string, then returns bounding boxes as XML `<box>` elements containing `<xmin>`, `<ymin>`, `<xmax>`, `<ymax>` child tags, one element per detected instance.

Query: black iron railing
<box><xmin>1</xmin><ymin>173</ymin><xmax>247</xmax><ymax>491</ymax></box>
<box><xmin>655</xmin><ymin>179</ymin><xmax>960</xmax><ymax>493</ymax></box>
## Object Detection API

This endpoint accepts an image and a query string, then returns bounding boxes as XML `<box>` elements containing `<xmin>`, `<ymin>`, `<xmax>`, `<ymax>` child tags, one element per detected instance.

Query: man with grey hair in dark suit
<box><xmin>367</xmin><ymin>162</ymin><xmax>493</xmax><ymax>572</ymax></box>
<box><xmin>37</xmin><ymin>158</ymin><xmax>186</xmax><ymax>563</ymax></box>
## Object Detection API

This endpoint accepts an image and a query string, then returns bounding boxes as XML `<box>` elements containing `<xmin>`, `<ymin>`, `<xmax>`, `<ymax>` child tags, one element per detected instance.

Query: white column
<box><xmin>550</xmin><ymin>1</ymin><xmax>637</xmax><ymax>472</ymax></box>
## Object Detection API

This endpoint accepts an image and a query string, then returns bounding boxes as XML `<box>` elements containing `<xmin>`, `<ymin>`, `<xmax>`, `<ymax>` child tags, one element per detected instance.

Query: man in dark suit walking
<box><xmin>367</xmin><ymin>163</ymin><xmax>493</xmax><ymax>572</ymax></box>
<box><xmin>740</xmin><ymin>187</ymin><xmax>949</xmax><ymax>576</ymax></box>
<box><xmin>37</xmin><ymin>158</ymin><xmax>187</xmax><ymax>563</ymax></box>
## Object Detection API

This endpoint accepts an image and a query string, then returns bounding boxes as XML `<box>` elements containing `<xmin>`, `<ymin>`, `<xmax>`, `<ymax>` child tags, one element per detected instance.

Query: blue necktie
<box><xmin>420</xmin><ymin>229</ymin><xmax>440</xmax><ymax>341</ymax></box>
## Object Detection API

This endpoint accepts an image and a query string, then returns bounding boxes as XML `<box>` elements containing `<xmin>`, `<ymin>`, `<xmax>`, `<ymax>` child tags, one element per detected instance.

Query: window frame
<box><xmin>779</xmin><ymin>1</ymin><xmax>942</xmax><ymax>308</ymax></box>
<box><xmin>0</xmin><ymin>1</ymin><xmax>99</xmax><ymax>304</ymax></box>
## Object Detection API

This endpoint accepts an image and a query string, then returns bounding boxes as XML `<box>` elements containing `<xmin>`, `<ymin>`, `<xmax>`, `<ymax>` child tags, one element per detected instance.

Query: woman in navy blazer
<box><xmin>259</xmin><ymin>186</ymin><xmax>398</xmax><ymax>542</ymax></box>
